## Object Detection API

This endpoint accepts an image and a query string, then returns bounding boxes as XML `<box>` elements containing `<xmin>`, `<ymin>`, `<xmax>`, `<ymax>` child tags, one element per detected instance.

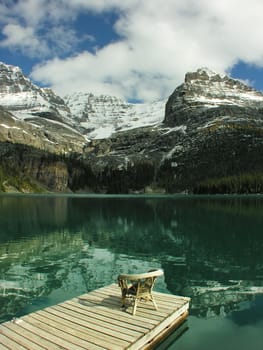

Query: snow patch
<box><xmin>164</xmin><ymin>145</ymin><xmax>184</xmax><ymax>160</ymax></box>
<box><xmin>162</xmin><ymin>125</ymin><xmax>187</xmax><ymax>135</ymax></box>
<box><xmin>0</xmin><ymin>123</ymin><xmax>20</xmax><ymax>130</ymax></box>
<box><xmin>65</xmin><ymin>92</ymin><xmax>165</xmax><ymax>139</ymax></box>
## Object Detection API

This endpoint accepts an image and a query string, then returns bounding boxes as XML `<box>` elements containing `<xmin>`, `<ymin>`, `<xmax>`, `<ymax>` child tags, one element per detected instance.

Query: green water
<box><xmin>0</xmin><ymin>194</ymin><xmax>263</xmax><ymax>349</ymax></box>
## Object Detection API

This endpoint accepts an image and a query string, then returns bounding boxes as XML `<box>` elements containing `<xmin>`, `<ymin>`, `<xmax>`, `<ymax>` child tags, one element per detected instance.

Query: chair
<box><xmin>117</xmin><ymin>269</ymin><xmax>164</xmax><ymax>315</ymax></box>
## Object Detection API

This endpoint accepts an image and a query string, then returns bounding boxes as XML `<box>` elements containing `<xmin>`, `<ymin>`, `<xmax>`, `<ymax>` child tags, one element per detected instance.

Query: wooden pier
<box><xmin>0</xmin><ymin>284</ymin><xmax>190</xmax><ymax>350</ymax></box>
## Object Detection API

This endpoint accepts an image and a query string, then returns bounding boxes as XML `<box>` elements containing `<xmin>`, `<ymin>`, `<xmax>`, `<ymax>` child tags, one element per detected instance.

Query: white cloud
<box><xmin>14</xmin><ymin>0</ymin><xmax>48</xmax><ymax>27</ymax></box>
<box><xmin>3</xmin><ymin>0</ymin><xmax>263</xmax><ymax>101</ymax></box>
<box><xmin>1</xmin><ymin>23</ymin><xmax>49</xmax><ymax>57</ymax></box>
<box><xmin>0</xmin><ymin>0</ymin><xmax>92</xmax><ymax>58</ymax></box>
<box><xmin>11</xmin><ymin>0</ymin><xmax>77</xmax><ymax>26</ymax></box>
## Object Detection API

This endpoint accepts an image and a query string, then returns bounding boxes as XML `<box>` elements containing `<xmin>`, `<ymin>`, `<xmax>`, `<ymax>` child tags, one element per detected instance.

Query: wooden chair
<box><xmin>117</xmin><ymin>269</ymin><xmax>164</xmax><ymax>315</ymax></box>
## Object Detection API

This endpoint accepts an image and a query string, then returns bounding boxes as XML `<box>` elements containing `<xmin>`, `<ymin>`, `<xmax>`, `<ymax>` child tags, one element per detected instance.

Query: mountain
<box><xmin>161</xmin><ymin>68</ymin><xmax>263</xmax><ymax>193</ymax></box>
<box><xmin>0</xmin><ymin>62</ymin><xmax>165</xmax><ymax>141</ymax></box>
<box><xmin>64</xmin><ymin>92</ymin><xmax>164</xmax><ymax>140</ymax></box>
<box><xmin>0</xmin><ymin>62</ymin><xmax>87</xmax><ymax>157</ymax></box>
<box><xmin>0</xmin><ymin>62</ymin><xmax>74</xmax><ymax>124</ymax></box>
<box><xmin>0</xmin><ymin>62</ymin><xmax>263</xmax><ymax>193</ymax></box>
<box><xmin>165</xmin><ymin>67</ymin><xmax>263</xmax><ymax>126</ymax></box>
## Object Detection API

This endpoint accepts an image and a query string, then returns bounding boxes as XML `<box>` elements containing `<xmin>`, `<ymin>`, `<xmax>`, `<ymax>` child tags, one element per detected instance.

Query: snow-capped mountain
<box><xmin>2</xmin><ymin>62</ymin><xmax>263</xmax><ymax>143</ymax></box>
<box><xmin>1</xmin><ymin>61</ymin><xmax>263</xmax><ymax>194</ymax></box>
<box><xmin>64</xmin><ymin>92</ymin><xmax>165</xmax><ymax>139</ymax></box>
<box><xmin>0</xmin><ymin>62</ymin><xmax>72</xmax><ymax>124</ymax></box>
<box><xmin>0</xmin><ymin>62</ymin><xmax>165</xmax><ymax>141</ymax></box>
<box><xmin>0</xmin><ymin>63</ymin><xmax>89</xmax><ymax>156</ymax></box>
<box><xmin>184</xmin><ymin>67</ymin><xmax>263</xmax><ymax>107</ymax></box>
<box><xmin>165</xmin><ymin>67</ymin><xmax>263</xmax><ymax>126</ymax></box>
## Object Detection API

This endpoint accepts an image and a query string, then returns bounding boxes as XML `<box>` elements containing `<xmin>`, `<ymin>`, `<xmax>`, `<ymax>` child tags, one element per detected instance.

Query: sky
<box><xmin>1</xmin><ymin>0</ymin><xmax>263</xmax><ymax>103</ymax></box>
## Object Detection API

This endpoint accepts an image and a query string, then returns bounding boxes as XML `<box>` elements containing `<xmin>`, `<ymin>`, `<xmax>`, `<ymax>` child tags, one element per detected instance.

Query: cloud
<box><xmin>0</xmin><ymin>22</ymin><xmax>84</xmax><ymax>59</ymax></box>
<box><xmin>1</xmin><ymin>23</ymin><xmax>49</xmax><ymax>57</ymax></box>
<box><xmin>0</xmin><ymin>0</ymin><xmax>93</xmax><ymax>58</ymax></box>
<box><xmin>3</xmin><ymin>0</ymin><xmax>263</xmax><ymax>101</ymax></box>
<box><xmin>10</xmin><ymin>0</ymin><xmax>77</xmax><ymax>26</ymax></box>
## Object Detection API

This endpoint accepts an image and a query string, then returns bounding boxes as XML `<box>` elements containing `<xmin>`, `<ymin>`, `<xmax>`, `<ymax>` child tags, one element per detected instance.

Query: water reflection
<box><xmin>173</xmin><ymin>314</ymin><xmax>263</xmax><ymax>350</ymax></box>
<box><xmin>0</xmin><ymin>195</ymin><xmax>263</xmax><ymax>325</ymax></box>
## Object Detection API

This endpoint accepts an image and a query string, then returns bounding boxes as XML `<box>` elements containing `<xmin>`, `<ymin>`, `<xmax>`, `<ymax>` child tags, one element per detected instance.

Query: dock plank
<box><xmin>53</xmin><ymin>303</ymin><xmax>142</xmax><ymax>338</ymax></box>
<box><xmin>0</xmin><ymin>324</ymin><xmax>44</xmax><ymax>350</ymax></box>
<box><xmin>30</xmin><ymin>312</ymin><xmax>119</xmax><ymax>350</ymax></box>
<box><xmin>3</xmin><ymin>319</ymin><xmax>69</xmax><ymax>350</ymax></box>
<box><xmin>35</xmin><ymin>309</ymin><xmax>118</xmax><ymax>350</ymax></box>
<box><xmin>17</xmin><ymin>317</ymin><xmax>87</xmax><ymax>350</ymax></box>
<box><xmin>0</xmin><ymin>283</ymin><xmax>190</xmax><ymax>350</ymax></box>
<box><xmin>78</xmin><ymin>293</ymin><xmax>165</xmax><ymax>321</ymax></box>
<box><xmin>0</xmin><ymin>329</ymin><xmax>29</xmax><ymax>350</ymax></box>
<box><xmin>77</xmin><ymin>295</ymin><xmax>158</xmax><ymax>325</ymax></box>
<box><xmin>64</xmin><ymin>300</ymin><xmax>150</xmax><ymax>333</ymax></box>
<box><xmin>42</xmin><ymin>305</ymin><xmax>133</xmax><ymax>347</ymax></box>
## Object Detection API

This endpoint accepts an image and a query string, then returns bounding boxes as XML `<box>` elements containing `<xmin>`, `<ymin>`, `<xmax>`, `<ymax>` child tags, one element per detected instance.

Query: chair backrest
<box><xmin>118</xmin><ymin>269</ymin><xmax>163</xmax><ymax>296</ymax></box>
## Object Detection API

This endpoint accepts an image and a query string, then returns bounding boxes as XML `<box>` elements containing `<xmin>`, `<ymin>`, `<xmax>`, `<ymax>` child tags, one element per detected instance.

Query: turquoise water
<box><xmin>0</xmin><ymin>194</ymin><xmax>263</xmax><ymax>349</ymax></box>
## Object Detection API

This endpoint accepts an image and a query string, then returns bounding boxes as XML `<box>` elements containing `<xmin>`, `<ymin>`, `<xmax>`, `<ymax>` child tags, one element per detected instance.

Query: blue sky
<box><xmin>1</xmin><ymin>0</ymin><xmax>263</xmax><ymax>102</ymax></box>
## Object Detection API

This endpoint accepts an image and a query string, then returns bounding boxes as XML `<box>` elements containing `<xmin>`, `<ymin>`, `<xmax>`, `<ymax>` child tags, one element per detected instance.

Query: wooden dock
<box><xmin>0</xmin><ymin>284</ymin><xmax>190</xmax><ymax>350</ymax></box>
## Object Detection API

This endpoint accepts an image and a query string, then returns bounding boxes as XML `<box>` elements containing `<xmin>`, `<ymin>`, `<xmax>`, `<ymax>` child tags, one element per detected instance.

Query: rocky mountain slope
<box><xmin>161</xmin><ymin>68</ymin><xmax>263</xmax><ymax>193</ymax></box>
<box><xmin>0</xmin><ymin>62</ymin><xmax>165</xmax><ymax>142</ymax></box>
<box><xmin>64</xmin><ymin>92</ymin><xmax>164</xmax><ymax>140</ymax></box>
<box><xmin>0</xmin><ymin>63</ymin><xmax>263</xmax><ymax>193</ymax></box>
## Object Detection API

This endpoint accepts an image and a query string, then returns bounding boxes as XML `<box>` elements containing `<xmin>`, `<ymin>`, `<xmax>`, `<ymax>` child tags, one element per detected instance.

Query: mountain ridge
<box><xmin>0</xmin><ymin>61</ymin><xmax>165</xmax><ymax>141</ymax></box>
<box><xmin>0</xmin><ymin>61</ymin><xmax>263</xmax><ymax>194</ymax></box>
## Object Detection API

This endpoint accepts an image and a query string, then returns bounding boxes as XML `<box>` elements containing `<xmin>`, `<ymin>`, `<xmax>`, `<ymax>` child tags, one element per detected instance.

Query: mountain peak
<box><xmin>184</xmin><ymin>67</ymin><xmax>227</xmax><ymax>84</ymax></box>
<box><xmin>0</xmin><ymin>61</ymin><xmax>33</xmax><ymax>94</ymax></box>
<box><xmin>180</xmin><ymin>67</ymin><xmax>263</xmax><ymax>100</ymax></box>
<box><xmin>165</xmin><ymin>67</ymin><xmax>263</xmax><ymax>126</ymax></box>
<box><xmin>0</xmin><ymin>61</ymin><xmax>165</xmax><ymax>140</ymax></box>
<box><xmin>0</xmin><ymin>61</ymin><xmax>21</xmax><ymax>72</ymax></box>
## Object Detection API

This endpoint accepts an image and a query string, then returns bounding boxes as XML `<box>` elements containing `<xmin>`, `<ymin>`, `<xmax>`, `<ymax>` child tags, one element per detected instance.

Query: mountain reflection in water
<box><xmin>0</xmin><ymin>194</ymin><xmax>263</xmax><ymax>345</ymax></box>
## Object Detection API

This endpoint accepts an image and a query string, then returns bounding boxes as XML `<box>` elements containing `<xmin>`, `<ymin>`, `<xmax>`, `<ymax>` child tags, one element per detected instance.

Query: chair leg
<box><xmin>151</xmin><ymin>296</ymin><xmax>158</xmax><ymax>310</ymax></box>
<box><xmin>132</xmin><ymin>299</ymin><xmax>138</xmax><ymax>315</ymax></box>
<box><xmin>121</xmin><ymin>296</ymin><xmax>126</xmax><ymax>308</ymax></box>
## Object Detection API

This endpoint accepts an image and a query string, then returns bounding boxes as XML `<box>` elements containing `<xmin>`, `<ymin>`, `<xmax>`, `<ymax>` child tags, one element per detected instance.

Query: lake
<box><xmin>0</xmin><ymin>194</ymin><xmax>263</xmax><ymax>349</ymax></box>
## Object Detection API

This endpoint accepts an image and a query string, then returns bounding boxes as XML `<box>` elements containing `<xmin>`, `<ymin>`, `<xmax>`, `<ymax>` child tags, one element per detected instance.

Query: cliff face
<box><xmin>165</xmin><ymin>68</ymin><xmax>263</xmax><ymax>127</ymax></box>
<box><xmin>159</xmin><ymin>68</ymin><xmax>263</xmax><ymax>193</ymax></box>
<box><xmin>64</xmin><ymin>92</ymin><xmax>164</xmax><ymax>139</ymax></box>
<box><xmin>80</xmin><ymin>68</ymin><xmax>263</xmax><ymax>194</ymax></box>
<box><xmin>1</xmin><ymin>63</ymin><xmax>263</xmax><ymax>193</ymax></box>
